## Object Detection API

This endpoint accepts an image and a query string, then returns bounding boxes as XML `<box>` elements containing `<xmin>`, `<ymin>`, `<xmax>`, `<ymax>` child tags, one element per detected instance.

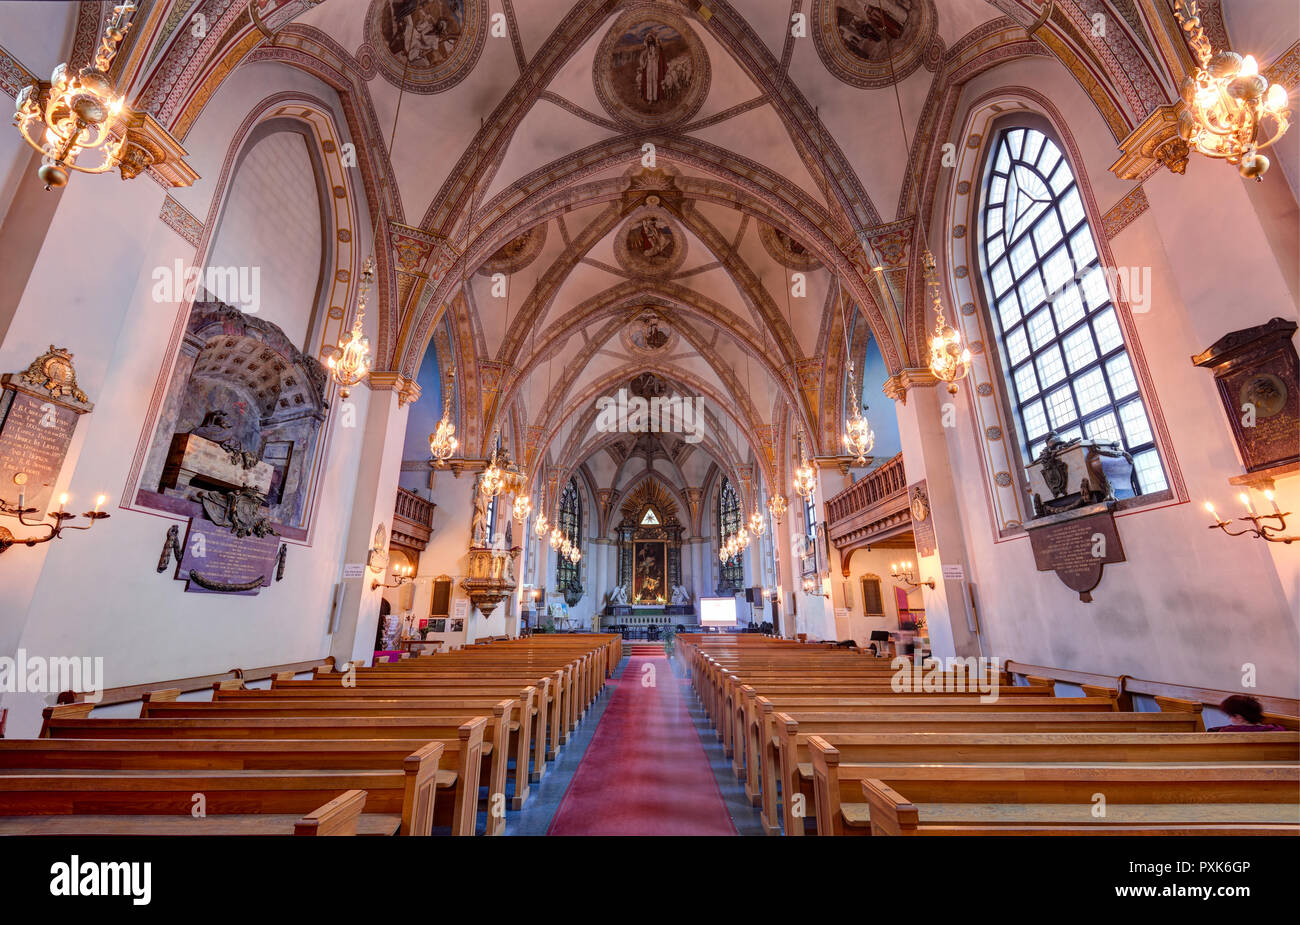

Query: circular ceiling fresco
<box><xmin>594</xmin><ymin>7</ymin><xmax>711</xmax><ymax>128</ymax></box>
<box><xmin>759</xmin><ymin>223</ymin><xmax>822</xmax><ymax>271</ymax></box>
<box><xmin>614</xmin><ymin>202</ymin><xmax>688</xmax><ymax>276</ymax></box>
<box><xmin>364</xmin><ymin>0</ymin><xmax>488</xmax><ymax>93</ymax></box>
<box><xmin>812</xmin><ymin>0</ymin><xmax>938</xmax><ymax>89</ymax></box>
<box><xmin>477</xmin><ymin>224</ymin><xmax>547</xmax><ymax>276</ymax></box>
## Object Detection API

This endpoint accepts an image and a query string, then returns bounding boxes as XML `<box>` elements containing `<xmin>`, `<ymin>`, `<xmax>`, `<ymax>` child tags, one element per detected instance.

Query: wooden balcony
<box><xmin>392</xmin><ymin>487</ymin><xmax>435</xmax><ymax>550</ymax></box>
<box><xmin>825</xmin><ymin>453</ymin><xmax>912</xmax><ymax>574</ymax></box>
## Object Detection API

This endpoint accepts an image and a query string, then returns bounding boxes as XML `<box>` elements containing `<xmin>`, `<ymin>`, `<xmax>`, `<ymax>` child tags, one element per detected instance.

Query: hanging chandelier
<box><xmin>567</xmin><ymin>545</ymin><xmax>582</xmax><ymax>565</ymax></box>
<box><xmin>841</xmin><ymin>361</ymin><xmax>875</xmax><ymax>464</ymax></box>
<box><xmin>549</xmin><ymin>526</ymin><xmax>564</xmax><ymax>550</ymax></box>
<box><xmin>749</xmin><ymin>505</ymin><xmax>766</xmax><ymax>537</ymax></box>
<box><xmin>512</xmin><ymin>493</ymin><xmax>532</xmax><ymax>524</ymax></box>
<box><xmin>327</xmin><ymin>256</ymin><xmax>374</xmax><ymax>398</ymax></box>
<box><xmin>481</xmin><ymin>454</ymin><xmax>504</xmax><ymax>498</ymax></box>
<box><xmin>533</xmin><ymin>510</ymin><xmax>550</xmax><ymax>538</ymax></box>
<box><xmin>793</xmin><ymin>433</ymin><xmax>817</xmax><ymax>500</ymax></box>
<box><xmin>428</xmin><ymin>365</ymin><xmax>459</xmax><ymax>465</ymax></box>
<box><xmin>925</xmin><ymin>251</ymin><xmax>971</xmax><ymax>395</ymax></box>
<box><xmin>1173</xmin><ymin>0</ymin><xmax>1291</xmax><ymax>180</ymax></box>
<box><xmin>13</xmin><ymin>1</ymin><xmax>136</xmax><ymax>189</ymax></box>
<box><xmin>767</xmin><ymin>494</ymin><xmax>788</xmax><ymax>523</ymax></box>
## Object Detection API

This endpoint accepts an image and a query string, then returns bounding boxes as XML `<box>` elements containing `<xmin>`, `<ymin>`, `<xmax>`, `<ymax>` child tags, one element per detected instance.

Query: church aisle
<box><xmin>547</xmin><ymin>646</ymin><xmax>738</xmax><ymax>836</ymax></box>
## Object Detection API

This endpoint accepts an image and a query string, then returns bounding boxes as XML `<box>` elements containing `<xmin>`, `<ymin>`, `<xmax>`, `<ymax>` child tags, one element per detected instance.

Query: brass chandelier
<box><xmin>428</xmin><ymin>365</ymin><xmax>459</xmax><ymax>465</ymax></box>
<box><xmin>925</xmin><ymin>251</ymin><xmax>971</xmax><ymax>395</ymax></box>
<box><xmin>13</xmin><ymin>1</ymin><xmax>135</xmax><ymax>189</ymax></box>
<box><xmin>767</xmin><ymin>493</ymin><xmax>788</xmax><ymax>523</ymax></box>
<box><xmin>793</xmin><ymin>432</ymin><xmax>817</xmax><ymax>500</ymax></box>
<box><xmin>841</xmin><ymin>360</ymin><xmax>875</xmax><ymax>464</ymax></box>
<box><xmin>328</xmin><ymin>257</ymin><xmax>373</xmax><ymax>399</ymax></box>
<box><xmin>1173</xmin><ymin>0</ymin><xmax>1291</xmax><ymax>180</ymax></box>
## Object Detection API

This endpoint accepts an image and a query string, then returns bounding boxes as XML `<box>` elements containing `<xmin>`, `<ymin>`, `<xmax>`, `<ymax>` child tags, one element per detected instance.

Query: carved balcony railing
<box><xmin>393</xmin><ymin>487</ymin><xmax>435</xmax><ymax>550</ymax></box>
<box><xmin>825</xmin><ymin>453</ymin><xmax>910</xmax><ymax>574</ymax></box>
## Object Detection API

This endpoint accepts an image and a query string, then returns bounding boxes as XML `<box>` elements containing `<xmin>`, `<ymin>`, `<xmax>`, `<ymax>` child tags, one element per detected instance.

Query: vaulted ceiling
<box><xmin>16</xmin><ymin>0</ymin><xmax>1253</xmax><ymax>505</ymax></box>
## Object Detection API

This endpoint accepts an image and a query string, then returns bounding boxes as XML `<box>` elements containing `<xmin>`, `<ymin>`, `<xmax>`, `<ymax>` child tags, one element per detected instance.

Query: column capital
<box><xmin>1109</xmin><ymin>103</ymin><xmax>1189</xmax><ymax>180</ymax></box>
<box><xmin>882</xmin><ymin>367</ymin><xmax>938</xmax><ymax>404</ymax></box>
<box><xmin>368</xmin><ymin>371</ymin><xmax>421</xmax><ymax>407</ymax></box>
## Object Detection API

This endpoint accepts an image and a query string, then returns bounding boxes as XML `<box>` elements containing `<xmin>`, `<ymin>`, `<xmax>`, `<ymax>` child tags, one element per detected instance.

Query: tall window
<box><xmin>717</xmin><ymin>478</ymin><xmax>743</xmax><ymax>590</ymax></box>
<box><xmin>978</xmin><ymin>126</ymin><xmax>1166</xmax><ymax>495</ymax></box>
<box><xmin>556</xmin><ymin>478</ymin><xmax>581</xmax><ymax>590</ymax></box>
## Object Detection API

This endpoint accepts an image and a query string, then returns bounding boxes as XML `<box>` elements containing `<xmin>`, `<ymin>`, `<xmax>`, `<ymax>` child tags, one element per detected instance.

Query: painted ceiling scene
<box><xmin>5</xmin><ymin>0</ymin><xmax>1290</xmax><ymax>516</ymax></box>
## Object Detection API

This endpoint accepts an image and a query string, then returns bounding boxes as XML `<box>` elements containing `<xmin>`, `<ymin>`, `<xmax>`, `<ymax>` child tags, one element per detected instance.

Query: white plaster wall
<box><xmin>0</xmin><ymin>62</ymin><xmax>388</xmax><ymax>735</ymax></box>
<box><xmin>926</xmin><ymin>55</ymin><xmax>1300</xmax><ymax>697</ymax></box>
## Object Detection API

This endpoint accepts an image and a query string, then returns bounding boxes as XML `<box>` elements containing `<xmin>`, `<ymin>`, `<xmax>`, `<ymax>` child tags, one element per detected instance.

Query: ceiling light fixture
<box><xmin>13</xmin><ymin>1</ymin><xmax>136</xmax><ymax>189</ymax></box>
<box><xmin>1173</xmin><ymin>0</ymin><xmax>1291</xmax><ymax>179</ymax></box>
<box><xmin>429</xmin><ymin>365</ymin><xmax>459</xmax><ymax>465</ymax></box>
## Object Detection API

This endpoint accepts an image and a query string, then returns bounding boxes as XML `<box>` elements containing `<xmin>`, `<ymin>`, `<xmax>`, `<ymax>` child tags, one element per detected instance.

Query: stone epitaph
<box><xmin>908</xmin><ymin>480</ymin><xmax>936</xmax><ymax>557</ymax></box>
<box><xmin>0</xmin><ymin>347</ymin><xmax>94</xmax><ymax>515</ymax></box>
<box><xmin>1023</xmin><ymin>503</ymin><xmax>1126</xmax><ymax>603</ymax></box>
<box><xmin>1192</xmin><ymin>317</ymin><xmax>1299</xmax><ymax>476</ymax></box>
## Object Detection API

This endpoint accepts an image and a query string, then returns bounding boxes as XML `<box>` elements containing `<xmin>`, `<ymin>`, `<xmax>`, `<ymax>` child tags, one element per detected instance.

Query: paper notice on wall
<box><xmin>834</xmin><ymin>608</ymin><xmax>848</xmax><ymax>621</ymax></box>
<box><xmin>453</xmin><ymin>599</ymin><xmax>469</xmax><ymax>619</ymax></box>
<box><xmin>941</xmin><ymin>564</ymin><xmax>965</xmax><ymax>581</ymax></box>
<box><xmin>342</xmin><ymin>563</ymin><xmax>365</xmax><ymax>580</ymax></box>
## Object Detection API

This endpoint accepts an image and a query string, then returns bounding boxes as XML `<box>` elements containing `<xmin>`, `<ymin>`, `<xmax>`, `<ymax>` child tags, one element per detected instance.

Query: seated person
<box><xmin>1208</xmin><ymin>694</ymin><xmax>1287</xmax><ymax>732</ymax></box>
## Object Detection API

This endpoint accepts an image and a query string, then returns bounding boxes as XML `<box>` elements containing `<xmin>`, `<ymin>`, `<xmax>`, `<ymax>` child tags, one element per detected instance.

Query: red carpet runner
<box><xmin>547</xmin><ymin>647</ymin><xmax>737</xmax><ymax>836</ymax></box>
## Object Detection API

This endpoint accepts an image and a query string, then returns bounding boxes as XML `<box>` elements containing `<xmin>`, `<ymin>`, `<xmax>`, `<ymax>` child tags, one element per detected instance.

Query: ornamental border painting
<box><xmin>813</xmin><ymin>0</ymin><xmax>938</xmax><ymax>89</ymax></box>
<box><xmin>594</xmin><ymin>7</ymin><xmax>711</xmax><ymax>128</ymax></box>
<box><xmin>614</xmin><ymin>205</ymin><xmax>688</xmax><ymax>277</ymax></box>
<box><xmin>364</xmin><ymin>0</ymin><xmax>487</xmax><ymax>94</ymax></box>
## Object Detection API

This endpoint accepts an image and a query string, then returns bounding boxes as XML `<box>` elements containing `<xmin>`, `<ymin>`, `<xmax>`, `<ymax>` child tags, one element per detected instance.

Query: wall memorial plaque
<box><xmin>909</xmin><ymin>480</ymin><xmax>936</xmax><ymax>557</ymax></box>
<box><xmin>0</xmin><ymin>347</ymin><xmax>94</xmax><ymax>515</ymax></box>
<box><xmin>176</xmin><ymin>521</ymin><xmax>281</xmax><ymax>595</ymax></box>
<box><xmin>1023</xmin><ymin>503</ymin><xmax>1126</xmax><ymax>603</ymax></box>
<box><xmin>1192</xmin><ymin>317</ymin><xmax>1299</xmax><ymax>475</ymax></box>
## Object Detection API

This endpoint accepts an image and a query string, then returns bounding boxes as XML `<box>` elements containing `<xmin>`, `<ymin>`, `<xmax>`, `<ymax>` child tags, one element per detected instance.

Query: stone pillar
<box><xmin>887</xmin><ymin>370</ymin><xmax>981</xmax><ymax>659</ymax></box>
<box><xmin>330</xmin><ymin>383</ymin><xmax>410</xmax><ymax>665</ymax></box>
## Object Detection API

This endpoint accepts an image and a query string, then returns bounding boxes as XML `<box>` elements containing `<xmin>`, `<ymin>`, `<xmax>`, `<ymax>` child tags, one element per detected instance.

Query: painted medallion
<box><xmin>594</xmin><ymin>8</ymin><xmax>710</xmax><ymax>127</ymax></box>
<box><xmin>813</xmin><ymin>0</ymin><xmax>937</xmax><ymax>88</ymax></box>
<box><xmin>365</xmin><ymin>0</ymin><xmax>487</xmax><ymax>93</ymax></box>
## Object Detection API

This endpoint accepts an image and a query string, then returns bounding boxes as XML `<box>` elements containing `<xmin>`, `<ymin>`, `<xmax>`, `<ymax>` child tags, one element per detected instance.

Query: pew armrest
<box><xmin>862</xmin><ymin>779</ymin><xmax>919</xmax><ymax>836</ymax></box>
<box><xmin>295</xmin><ymin>789</ymin><xmax>368</xmax><ymax>836</ymax></box>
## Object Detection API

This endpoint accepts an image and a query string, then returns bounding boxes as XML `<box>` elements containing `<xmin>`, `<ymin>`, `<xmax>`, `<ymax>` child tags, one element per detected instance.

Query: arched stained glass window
<box><xmin>556</xmin><ymin>477</ymin><xmax>581</xmax><ymax>591</ymax></box>
<box><xmin>978</xmin><ymin>126</ymin><xmax>1166</xmax><ymax>495</ymax></box>
<box><xmin>717</xmin><ymin>478</ymin><xmax>743</xmax><ymax>590</ymax></box>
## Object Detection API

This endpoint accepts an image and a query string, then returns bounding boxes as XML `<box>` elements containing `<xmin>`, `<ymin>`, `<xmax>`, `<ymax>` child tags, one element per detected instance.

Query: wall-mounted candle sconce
<box><xmin>373</xmin><ymin>563</ymin><xmax>415</xmax><ymax>591</ymax></box>
<box><xmin>890</xmin><ymin>560</ymin><xmax>935</xmax><ymax>590</ymax></box>
<box><xmin>0</xmin><ymin>479</ymin><xmax>108</xmax><ymax>555</ymax></box>
<box><xmin>1204</xmin><ymin>491</ymin><xmax>1295</xmax><ymax>544</ymax></box>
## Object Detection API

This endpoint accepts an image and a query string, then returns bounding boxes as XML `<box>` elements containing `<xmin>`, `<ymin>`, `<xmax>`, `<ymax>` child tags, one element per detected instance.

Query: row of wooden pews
<box><xmin>677</xmin><ymin>635</ymin><xmax>1300</xmax><ymax>836</ymax></box>
<box><xmin>0</xmin><ymin>634</ymin><xmax>620</xmax><ymax>836</ymax></box>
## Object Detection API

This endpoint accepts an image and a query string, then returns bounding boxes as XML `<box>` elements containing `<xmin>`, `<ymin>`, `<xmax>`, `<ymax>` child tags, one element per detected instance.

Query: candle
<box><xmin>58</xmin><ymin>493</ymin><xmax>68</xmax><ymax>513</ymax></box>
<box><xmin>94</xmin><ymin>494</ymin><xmax>105</xmax><ymax>513</ymax></box>
<box><xmin>1204</xmin><ymin>501</ymin><xmax>1218</xmax><ymax>523</ymax></box>
<box><xmin>1265</xmin><ymin>490</ymin><xmax>1281</xmax><ymax>514</ymax></box>
<box><xmin>1239</xmin><ymin>492</ymin><xmax>1256</xmax><ymax>515</ymax></box>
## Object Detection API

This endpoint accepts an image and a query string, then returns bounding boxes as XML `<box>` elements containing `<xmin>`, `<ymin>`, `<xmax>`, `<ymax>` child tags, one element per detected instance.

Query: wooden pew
<box><xmin>762</xmin><ymin>709</ymin><xmax>1205</xmax><ymax>836</ymax></box>
<box><xmin>806</xmin><ymin>732</ymin><xmax>1300</xmax><ymax>836</ymax></box>
<box><xmin>139</xmin><ymin>696</ymin><xmax>516</xmax><ymax>832</ymax></box>
<box><xmin>0</xmin><ymin>741</ymin><xmax>445</xmax><ymax>836</ymax></box>
<box><xmin>40</xmin><ymin>708</ymin><xmax>486</xmax><ymax>836</ymax></box>
<box><xmin>858</xmin><ymin>765</ymin><xmax>1300</xmax><ymax>836</ymax></box>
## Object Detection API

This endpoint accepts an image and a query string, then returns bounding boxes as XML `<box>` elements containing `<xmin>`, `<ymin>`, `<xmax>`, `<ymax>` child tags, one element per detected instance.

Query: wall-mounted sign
<box><xmin>941</xmin><ymin>563</ymin><xmax>965</xmax><ymax>581</ymax></box>
<box><xmin>909</xmin><ymin>480</ymin><xmax>936</xmax><ymax>557</ymax></box>
<box><xmin>342</xmin><ymin>563</ymin><xmax>365</xmax><ymax>580</ymax></box>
